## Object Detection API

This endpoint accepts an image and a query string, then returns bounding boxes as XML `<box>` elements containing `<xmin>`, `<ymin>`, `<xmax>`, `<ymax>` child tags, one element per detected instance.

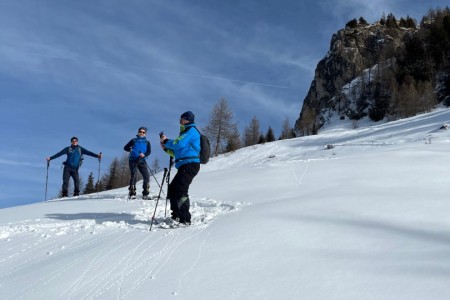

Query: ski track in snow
<box><xmin>0</xmin><ymin>195</ymin><xmax>243</xmax><ymax>299</ymax></box>
<box><xmin>7</xmin><ymin>230</ymin><xmax>118</xmax><ymax>299</ymax></box>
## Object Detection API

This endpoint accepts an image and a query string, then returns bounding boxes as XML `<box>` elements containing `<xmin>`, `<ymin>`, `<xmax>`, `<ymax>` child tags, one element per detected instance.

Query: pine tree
<box><xmin>386</xmin><ymin>13</ymin><xmax>399</xmax><ymax>29</ymax></box>
<box><xmin>265</xmin><ymin>126</ymin><xmax>275</xmax><ymax>142</ymax></box>
<box><xmin>258</xmin><ymin>134</ymin><xmax>266</xmax><ymax>144</ymax></box>
<box><xmin>359</xmin><ymin>17</ymin><xmax>368</xmax><ymax>26</ymax></box>
<box><xmin>346</xmin><ymin>18</ymin><xmax>358</xmax><ymax>28</ymax></box>
<box><xmin>83</xmin><ymin>172</ymin><xmax>96</xmax><ymax>194</ymax></box>
<box><xmin>105</xmin><ymin>158</ymin><xmax>120</xmax><ymax>190</ymax></box>
<box><xmin>95</xmin><ymin>181</ymin><xmax>104</xmax><ymax>192</ymax></box>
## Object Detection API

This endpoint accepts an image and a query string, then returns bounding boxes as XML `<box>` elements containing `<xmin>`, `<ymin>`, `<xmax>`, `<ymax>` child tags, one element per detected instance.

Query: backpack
<box><xmin>67</xmin><ymin>146</ymin><xmax>83</xmax><ymax>167</ymax></box>
<box><xmin>193</xmin><ymin>128</ymin><xmax>211</xmax><ymax>164</ymax></box>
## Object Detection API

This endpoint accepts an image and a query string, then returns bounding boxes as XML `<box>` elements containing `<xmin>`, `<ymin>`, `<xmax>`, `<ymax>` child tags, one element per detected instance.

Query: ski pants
<box><xmin>129</xmin><ymin>159</ymin><xmax>150</xmax><ymax>194</ymax></box>
<box><xmin>62</xmin><ymin>165</ymin><xmax>80</xmax><ymax>196</ymax></box>
<box><xmin>168</xmin><ymin>162</ymin><xmax>200</xmax><ymax>223</ymax></box>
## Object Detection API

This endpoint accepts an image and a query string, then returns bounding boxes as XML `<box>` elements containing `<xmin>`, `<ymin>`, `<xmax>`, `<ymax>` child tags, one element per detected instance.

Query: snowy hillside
<box><xmin>2</xmin><ymin>108</ymin><xmax>450</xmax><ymax>300</ymax></box>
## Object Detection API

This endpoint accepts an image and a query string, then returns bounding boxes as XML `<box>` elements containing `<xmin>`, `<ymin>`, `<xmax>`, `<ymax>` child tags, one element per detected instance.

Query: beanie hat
<box><xmin>138</xmin><ymin>126</ymin><xmax>147</xmax><ymax>133</ymax></box>
<box><xmin>180</xmin><ymin>111</ymin><xmax>195</xmax><ymax>123</ymax></box>
<box><xmin>71</xmin><ymin>136</ymin><xmax>78</xmax><ymax>142</ymax></box>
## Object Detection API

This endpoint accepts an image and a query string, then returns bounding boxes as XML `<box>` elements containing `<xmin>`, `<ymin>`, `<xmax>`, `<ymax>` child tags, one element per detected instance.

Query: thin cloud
<box><xmin>0</xmin><ymin>159</ymin><xmax>42</xmax><ymax>168</ymax></box>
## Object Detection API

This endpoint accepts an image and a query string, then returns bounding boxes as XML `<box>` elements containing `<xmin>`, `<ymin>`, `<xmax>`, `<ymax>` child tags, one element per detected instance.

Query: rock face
<box><xmin>295</xmin><ymin>23</ymin><xmax>412</xmax><ymax>135</ymax></box>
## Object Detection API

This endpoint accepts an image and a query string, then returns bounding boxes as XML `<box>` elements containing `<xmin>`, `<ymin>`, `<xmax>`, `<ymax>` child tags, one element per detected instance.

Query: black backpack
<box><xmin>193</xmin><ymin>128</ymin><xmax>211</xmax><ymax>164</ymax></box>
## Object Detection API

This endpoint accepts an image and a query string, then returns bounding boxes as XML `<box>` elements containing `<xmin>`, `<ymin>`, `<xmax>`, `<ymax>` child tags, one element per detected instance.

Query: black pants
<box><xmin>129</xmin><ymin>159</ymin><xmax>150</xmax><ymax>194</ymax></box>
<box><xmin>62</xmin><ymin>165</ymin><xmax>80</xmax><ymax>196</ymax></box>
<box><xmin>168</xmin><ymin>162</ymin><xmax>200</xmax><ymax>223</ymax></box>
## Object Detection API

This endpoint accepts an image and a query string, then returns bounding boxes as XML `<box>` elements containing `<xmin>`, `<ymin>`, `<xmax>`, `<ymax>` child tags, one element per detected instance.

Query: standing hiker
<box><xmin>124</xmin><ymin>126</ymin><xmax>151</xmax><ymax>199</ymax></box>
<box><xmin>160</xmin><ymin>111</ymin><xmax>200</xmax><ymax>225</ymax></box>
<box><xmin>46</xmin><ymin>137</ymin><xmax>102</xmax><ymax>197</ymax></box>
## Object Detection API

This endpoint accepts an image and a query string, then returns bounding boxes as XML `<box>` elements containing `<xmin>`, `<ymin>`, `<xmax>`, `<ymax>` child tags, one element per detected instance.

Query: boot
<box><xmin>128</xmin><ymin>185</ymin><xmax>136</xmax><ymax>198</ymax></box>
<box><xmin>142</xmin><ymin>184</ymin><xmax>150</xmax><ymax>199</ymax></box>
<box><xmin>178</xmin><ymin>196</ymin><xmax>191</xmax><ymax>224</ymax></box>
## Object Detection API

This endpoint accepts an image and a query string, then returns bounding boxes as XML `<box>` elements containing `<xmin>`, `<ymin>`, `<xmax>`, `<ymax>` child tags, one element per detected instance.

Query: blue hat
<box><xmin>180</xmin><ymin>111</ymin><xmax>195</xmax><ymax>123</ymax></box>
<box><xmin>138</xmin><ymin>127</ymin><xmax>147</xmax><ymax>133</ymax></box>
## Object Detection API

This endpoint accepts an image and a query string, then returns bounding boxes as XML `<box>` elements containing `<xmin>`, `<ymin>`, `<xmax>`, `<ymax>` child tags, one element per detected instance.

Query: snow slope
<box><xmin>2</xmin><ymin>108</ymin><xmax>450</xmax><ymax>300</ymax></box>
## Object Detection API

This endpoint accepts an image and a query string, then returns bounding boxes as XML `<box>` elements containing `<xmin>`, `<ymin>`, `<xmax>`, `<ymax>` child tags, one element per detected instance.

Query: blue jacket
<box><xmin>50</xmin><ymin>145</ymin><xmax>98</xmax><ymax>169</ymax></box>
<box><xmin>163</xmin><ymin>124</ymin><xmax>201</xmax><ymax>168</ymax></box>
<box><xmin>124</xmin><ymin>136</ymin><xmax>151</xmax><ymax>161</ymax></box>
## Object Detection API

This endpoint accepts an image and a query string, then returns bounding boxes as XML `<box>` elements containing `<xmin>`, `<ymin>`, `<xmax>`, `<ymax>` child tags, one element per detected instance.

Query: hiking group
<box><xmin>46</xmin><ymin>111</ymin><xmax>204</xmax><ymax>226</ymax></box>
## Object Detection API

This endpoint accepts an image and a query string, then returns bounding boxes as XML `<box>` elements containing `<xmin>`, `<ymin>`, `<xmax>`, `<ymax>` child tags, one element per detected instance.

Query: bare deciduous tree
<box><xmin>225</xmin><ymin>125</ymin><xmax>241</xmax><ymax>152</ymax></box>
<box><xmin>204</xmin><ymin>98</ymin><xmax>236</xmax><ymax>156</ymax></box>
<box><xmin>243</xmin><ymin>116</ymin><xmax>261</xmax><ymax>146</ymax></box>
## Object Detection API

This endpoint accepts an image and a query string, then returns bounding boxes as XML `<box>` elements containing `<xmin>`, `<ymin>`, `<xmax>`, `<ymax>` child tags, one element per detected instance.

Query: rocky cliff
<box><xmin>294</xmin><ymin>22</ymin><xmax>414</xmax><ymax>135</ymax></box>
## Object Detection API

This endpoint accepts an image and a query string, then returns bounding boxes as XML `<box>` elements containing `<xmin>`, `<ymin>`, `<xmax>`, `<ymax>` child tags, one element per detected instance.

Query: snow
<box><xmin>2</xmin><ymin>108</ymin><xmax>450</xmax><ymax>299</ymax></box>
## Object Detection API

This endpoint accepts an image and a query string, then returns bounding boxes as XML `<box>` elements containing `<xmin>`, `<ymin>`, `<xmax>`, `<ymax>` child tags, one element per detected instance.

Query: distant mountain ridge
<box><xmin>295</xmin><ymin>9</ymin><xmax>450</xmax><ymax>135</ymax></box>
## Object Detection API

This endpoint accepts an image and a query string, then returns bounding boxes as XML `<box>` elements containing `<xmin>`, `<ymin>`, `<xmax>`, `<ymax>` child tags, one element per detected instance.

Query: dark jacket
<box><xmin>49</xmin><ymin>145</ymin><xmax>98</xmax><ymax>169</ymax></box>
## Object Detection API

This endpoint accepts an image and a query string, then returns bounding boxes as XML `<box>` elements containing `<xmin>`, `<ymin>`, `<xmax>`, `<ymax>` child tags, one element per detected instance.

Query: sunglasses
<box><xmin>71</xmin><ymin>140</ymin><xmax>78</xmax><ymax>143</ymax></box>
<box><xmin>139</xmin><ymin>131</ymin><xmax>146</xmax><ymax>134</ymax></box>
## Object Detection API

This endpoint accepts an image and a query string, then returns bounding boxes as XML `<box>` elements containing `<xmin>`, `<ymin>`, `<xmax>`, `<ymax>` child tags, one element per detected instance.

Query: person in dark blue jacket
<box><xmin>160</xmin><ymin>111</ymin><xmax>200</xmax><ymax>225</ymax></box>
<box><xmin>47</xmin><ymin>137</ymin><xmax>102</xmax><ymax>197</ymax></box>
<box><xmin>124</xmin><ymin>126</ymin><xmax>151</xmax><ymax>199</ymax></box>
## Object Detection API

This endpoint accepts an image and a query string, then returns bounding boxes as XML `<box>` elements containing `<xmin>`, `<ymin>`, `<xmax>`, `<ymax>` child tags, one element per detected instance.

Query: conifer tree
<box><xmin>346</xmin><ymin>18</ymin><xmax>358</xmax><ymax>28</ymax></box>
<box><xmin>265</xmin><ymin>126</ymin><xmax>275</xmax><ymax>142</ymax></box>
<box><xmin>386</xmin><ymin>13</ymin><xmax>399</xmax><ymax>28</ymax></box>
<box><xmin>258</xmin><ymin>134</ymin><xmax>266</xmax><ymax>144</ymax></box>
<box><xmin>83</xmin><ymin>172</ymin><xmax>96</xmax><ymax>194</ymax></box>
<box><xmin>105</xmin><ymin>158</ymin><xmax>120</xmax><ymax>190</ymax></box>
<box><xmin>359</xmin><ymin>17</ymin><xmax>368</xmax><ymax>26</ymax></box>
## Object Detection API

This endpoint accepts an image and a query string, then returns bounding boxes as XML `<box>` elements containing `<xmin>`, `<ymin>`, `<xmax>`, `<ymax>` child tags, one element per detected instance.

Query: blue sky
<box><xmin>1</xmin><ymin>0</ymin><xmax>448</xmax><ymax>208</ymax></box>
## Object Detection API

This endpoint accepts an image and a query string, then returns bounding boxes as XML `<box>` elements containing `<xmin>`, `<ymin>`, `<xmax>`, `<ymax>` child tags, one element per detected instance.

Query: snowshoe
<box><xmin>157</xmin><ymin>218</ymin><xmax>190</xmax><ymax>229</ymax></box>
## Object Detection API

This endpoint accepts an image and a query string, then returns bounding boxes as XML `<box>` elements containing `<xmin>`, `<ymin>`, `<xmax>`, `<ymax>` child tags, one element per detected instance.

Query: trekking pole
<box><xmin>146</xmin><ymin>163</ymin><xmax>163</xmax><ymax>191</ymax></box>
<box><xmin>45</xmin><ymin>160</ymin><xmax>50</xmax><ymax>201</ymax></box>
<box><xmin>150</xmin><ymin>168</ymin><xmax>168</xmax><ymax>231</ymax></box>
<box><xmin>96</xmin><ymin>152</ymin><xmax>102</xmax><ymax>192</ymax></box>
<box><xmin>164</xmin><ymin>156</ymin><xmax>174</xmax><ymax>218</ymax></box>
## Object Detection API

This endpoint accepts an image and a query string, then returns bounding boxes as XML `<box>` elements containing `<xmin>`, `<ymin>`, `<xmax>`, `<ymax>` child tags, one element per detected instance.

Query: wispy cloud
<box><xmin>0</xmin><ymin>159</ymin><xmax>42</xmax><ymax>168</ymax></box>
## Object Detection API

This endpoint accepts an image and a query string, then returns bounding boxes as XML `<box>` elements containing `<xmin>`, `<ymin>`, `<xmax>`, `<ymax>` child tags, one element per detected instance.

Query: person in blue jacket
<box><xmin>160</xmin><ymin>111</ymin><xmax>200</xmax><ymax>225</ymax></box>
<box><xmin>124</xmin><ymin>126</ymin><xmax>151</xmax><ymax>199</ymax></box>
<box><xmin>46</xmin><ymin>137</ymin><xmax>102</xmax><ymax>197</ymax></box>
